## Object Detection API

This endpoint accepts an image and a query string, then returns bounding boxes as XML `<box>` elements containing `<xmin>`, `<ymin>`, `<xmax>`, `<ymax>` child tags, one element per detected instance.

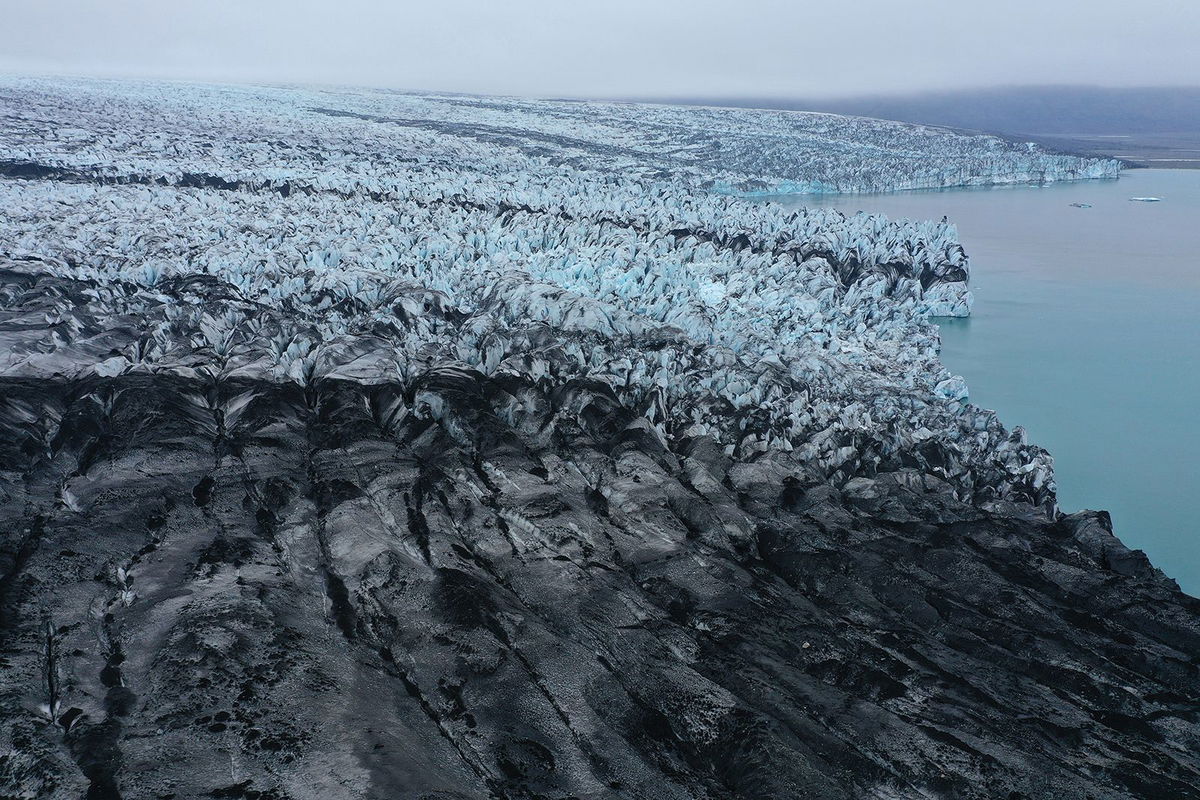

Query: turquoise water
<box><xmin>769</xmin><ymin>170</ymin><xmax>1200</xmax><ymax>594</ymax></box>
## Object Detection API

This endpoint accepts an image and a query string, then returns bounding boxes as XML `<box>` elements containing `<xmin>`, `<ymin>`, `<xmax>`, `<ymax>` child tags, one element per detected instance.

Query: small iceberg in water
<box><xmin>1129</xmin><ymin>197</ymin><xmax>1162</xmax><ymax>202</ymax></box>
<box><xmin>1070</xmin><ymin>202</ymin><xmax>1092</xmax><ymax>208</ymax></box>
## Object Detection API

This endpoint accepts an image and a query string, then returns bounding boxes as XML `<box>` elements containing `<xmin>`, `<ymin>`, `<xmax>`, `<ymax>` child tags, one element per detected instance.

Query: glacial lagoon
<box><xmin>769</xmin><ymin>169</ymin><xmax>1200</xmax><ymax>594</ymax></box>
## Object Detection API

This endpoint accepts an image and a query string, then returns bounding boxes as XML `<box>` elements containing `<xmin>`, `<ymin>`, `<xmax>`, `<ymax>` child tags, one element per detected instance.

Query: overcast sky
<box><xmin>2</xmin><ymin>0</ymin><xmax>1198</xmax><ymax>98</ymax></box>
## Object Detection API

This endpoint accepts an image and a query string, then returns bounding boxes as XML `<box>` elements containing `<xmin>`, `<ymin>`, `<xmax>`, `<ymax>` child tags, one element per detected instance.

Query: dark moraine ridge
<box><xmin>2</xmin><ymin>291</ymin><xmax>1199</xmax><ymax>799</ymax></box>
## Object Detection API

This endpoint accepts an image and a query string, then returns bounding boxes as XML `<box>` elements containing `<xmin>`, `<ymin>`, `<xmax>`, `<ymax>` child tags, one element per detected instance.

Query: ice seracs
<box><xmin>0</xmin><ymin>76</ymin><xmax>1103</xmax><ymax>513</ymax></box>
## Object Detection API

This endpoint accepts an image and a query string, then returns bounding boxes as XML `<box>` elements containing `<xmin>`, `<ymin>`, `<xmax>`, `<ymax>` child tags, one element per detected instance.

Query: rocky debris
<box><xmin>1</xmin><ymin>371</ymin><xmax>1198</xmax><ymax>799</ymax></box>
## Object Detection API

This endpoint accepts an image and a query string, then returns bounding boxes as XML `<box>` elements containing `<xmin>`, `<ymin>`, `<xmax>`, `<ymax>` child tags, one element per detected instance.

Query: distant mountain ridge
<box><xmin>637</xmin><ymin>86</ymin><xmax>1200</xmax><ymax>136</ymax></box>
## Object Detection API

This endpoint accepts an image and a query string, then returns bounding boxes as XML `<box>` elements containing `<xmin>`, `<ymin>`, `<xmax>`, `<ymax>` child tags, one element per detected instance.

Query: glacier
<box><xmin>0</xmin><ymin>75</ymin><xmax>1086</xmax><ymax>511</ymax></box>
<box><xmin>3</xmin><ymin>78</ymin><xmax>1196</xmax><ymax>800</ymax></box>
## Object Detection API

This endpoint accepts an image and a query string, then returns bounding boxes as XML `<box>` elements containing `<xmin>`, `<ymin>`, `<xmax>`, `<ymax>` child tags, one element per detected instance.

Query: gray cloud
<box><xmin>1</xmin><ymin>0</ymin><xmax>1197</xmax><ymax>97</ymax></box>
